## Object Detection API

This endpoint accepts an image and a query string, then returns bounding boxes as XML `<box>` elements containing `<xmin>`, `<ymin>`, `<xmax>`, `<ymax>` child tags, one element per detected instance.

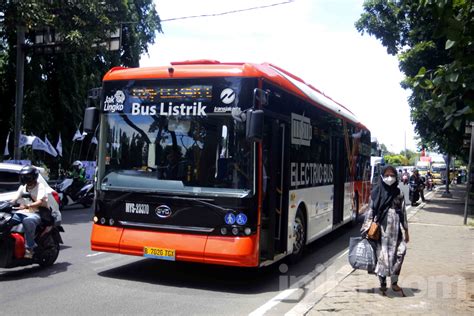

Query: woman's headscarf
<box><xmin>371</xmin><ymin>165</ymin><xmax>401</xmax><ymax>217</ymax></box>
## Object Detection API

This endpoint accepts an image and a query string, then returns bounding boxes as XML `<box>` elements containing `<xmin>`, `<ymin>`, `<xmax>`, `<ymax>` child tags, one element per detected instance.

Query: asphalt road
<box><xmin>0</xmin><ymin>184</ymin><xmax>424</xmax><ymax>315</ymax></box>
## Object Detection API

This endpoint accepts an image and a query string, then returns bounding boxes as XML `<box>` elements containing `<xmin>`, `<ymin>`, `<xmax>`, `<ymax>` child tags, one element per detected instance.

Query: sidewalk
<box><xmin>308</xmin><ymin>184</ymin><xmax>474</xmax><ymax>315</ymax></box>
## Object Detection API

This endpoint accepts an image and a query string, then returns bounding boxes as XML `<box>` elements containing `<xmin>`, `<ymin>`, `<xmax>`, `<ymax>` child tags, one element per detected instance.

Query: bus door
<box><xmin>261</xmin><ymin>119</ymin><xmax>287</xmax><ymax>260</ymax></box>
<box><xmin>333</xmin><ymin>137</ymin><xmax>345</xmax><ymax>225</ymax></box>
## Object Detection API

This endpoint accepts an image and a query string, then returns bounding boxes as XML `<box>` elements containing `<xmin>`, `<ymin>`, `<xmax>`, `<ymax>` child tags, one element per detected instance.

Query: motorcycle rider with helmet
<box><xmin>70</xmin><ymin>160</ymin><xmax>86</xmax><ymax>195</ymax></box>
<box><xmin>71</xmin><ymin>160</ymin><xmax>86</xmax><ymax>182</ymax></box>
<box><xmin>10</xmin><ymin>166</ymin><xmax>49</xmax><ymax>258</ymax></box>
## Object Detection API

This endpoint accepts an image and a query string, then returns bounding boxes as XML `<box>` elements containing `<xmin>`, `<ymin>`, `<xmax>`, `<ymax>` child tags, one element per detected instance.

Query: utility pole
<box><xmin>464</xmin><ymin>122</ymin><xmax>474</xmax><ymax>225</ymax></box>
<box><xmin>404</xmin><ymin>130</ymin><xmax>407</xmax><ymax>155</ymax></box>
<box><xmin>13</xmin><ymin>26</ymin><xmax>25</xmax><ymax>161</ymax></box>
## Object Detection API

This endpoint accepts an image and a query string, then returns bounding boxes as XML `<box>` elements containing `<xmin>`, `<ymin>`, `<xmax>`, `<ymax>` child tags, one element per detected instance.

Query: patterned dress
<box><xmin>361</xmin><ymin>194</ymin><xmax>408</xmax><ymax>278</ymax></box>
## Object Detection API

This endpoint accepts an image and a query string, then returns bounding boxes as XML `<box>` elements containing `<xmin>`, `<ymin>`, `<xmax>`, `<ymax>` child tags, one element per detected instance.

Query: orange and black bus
<box><xmin>84</xmin><ymin>60</ymin><xmax>371</xmax><ymax>267</ymax></box>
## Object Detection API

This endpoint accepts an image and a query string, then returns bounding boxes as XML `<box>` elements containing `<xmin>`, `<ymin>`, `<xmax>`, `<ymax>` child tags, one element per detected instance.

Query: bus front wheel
<box><xmin>288</xmin><ymin>208</ymin><xmax>306</xmax><ymax>264</ymax></box>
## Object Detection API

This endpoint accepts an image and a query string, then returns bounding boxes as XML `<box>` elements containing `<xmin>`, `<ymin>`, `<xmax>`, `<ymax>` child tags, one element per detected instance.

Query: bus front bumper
<box><xmin>90</xmin><ymin>224</ymin><xmax>259</xmax><ymax>267</ymax></box>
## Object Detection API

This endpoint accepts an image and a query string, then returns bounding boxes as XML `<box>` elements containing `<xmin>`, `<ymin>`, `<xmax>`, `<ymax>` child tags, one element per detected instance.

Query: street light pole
<box><xmin>13</xmin><ymin>26</ymin><xmax>25</xmax><ymax>161</ymax></box>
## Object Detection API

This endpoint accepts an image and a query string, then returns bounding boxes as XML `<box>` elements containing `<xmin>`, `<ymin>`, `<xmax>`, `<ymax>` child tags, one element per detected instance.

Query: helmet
<box><xmin>19</xmin><ymin>165</ymin><xmax>39</xmax><ymax>185</ymax></box>
<box><xmin>72</xmin><ymin>160</ymin><xmax>83</xmax><ymax>170</ymax></box>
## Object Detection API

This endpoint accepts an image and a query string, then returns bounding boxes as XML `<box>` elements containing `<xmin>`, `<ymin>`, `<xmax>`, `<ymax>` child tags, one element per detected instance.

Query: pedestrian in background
<box><xmin>361</xmin><ymin>165</ymin><xmax>409</xmax><ymax>294</ymax></box>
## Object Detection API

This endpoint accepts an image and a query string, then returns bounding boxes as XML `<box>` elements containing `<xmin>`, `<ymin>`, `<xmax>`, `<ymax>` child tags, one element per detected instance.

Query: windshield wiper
<box><xmin>167</xmin><ymin>195</ymin><xmax>234</xmax><ymax>216</ymax></box>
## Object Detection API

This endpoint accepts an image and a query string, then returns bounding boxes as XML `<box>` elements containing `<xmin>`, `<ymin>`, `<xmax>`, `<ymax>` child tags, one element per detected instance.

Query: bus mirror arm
<box><xmin>84</xmin><ymin>107</ymin><xmax>100</xmax><ymax>134</ymax></box>
<box><xmin>252</xmin><ymin>88</ymin><xmax>269</xmax><ymax>108</ymax></box>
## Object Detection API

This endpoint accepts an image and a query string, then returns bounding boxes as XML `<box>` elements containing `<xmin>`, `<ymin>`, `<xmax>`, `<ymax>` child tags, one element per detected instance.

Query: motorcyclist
<box><xmin>69</xmin><ymin>160</ymin><xmax>86</xmax><ymax>195</ymax></box>
<box><xmin>426</xmin><ymin>171</ymin><xmax>434</xmax><ymax>190</ymax></box>
<box><xmin>409</xmin><ymin>169</ymin><xmax>426</xmax><ymax>205</ymax></box>
<box><xmin>10</xmin><ymin>166</ymin><xmax>49</xmax><ymax>258</ymax></box>
<box><xmin>71</xmin><ymin>160</ymin><xmax>86</xmax><ymax>182</ymax></box>
<box><xmin>402</xmin><ymin>169</ymin><xmax>410</xmax><ymax>185</ymax></box>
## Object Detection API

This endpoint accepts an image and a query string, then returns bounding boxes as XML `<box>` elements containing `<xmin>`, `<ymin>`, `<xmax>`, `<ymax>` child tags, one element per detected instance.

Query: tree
<box><xmin>384</xmin><ymin>154</ymin><xmax>407</xmax><ymax>166</ymax></box>
<box><xmin>0</xmin><ymin>0</ymin><xmax>162</xmax><ymax>167</ymax></box>
<box><xmin>400</xmin><ymin>149</ymin><xmax>420</xmax><ymax>165</ymax></box>
<box><xmin>356</xmin><ymin>0</ymin><xmax>473</xmax><ymax>160</ymax></box>
<box><xmin>380</xmin><ymin>143</ymin><xmax>392</xmax><ymax>156</ymax></box>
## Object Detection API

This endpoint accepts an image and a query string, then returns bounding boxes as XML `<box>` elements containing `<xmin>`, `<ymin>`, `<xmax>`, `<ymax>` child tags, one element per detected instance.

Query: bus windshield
<box><xmin>97</xmin><ymin>78</ymin><xmax>254</xmax><ymax>197</ymax></box>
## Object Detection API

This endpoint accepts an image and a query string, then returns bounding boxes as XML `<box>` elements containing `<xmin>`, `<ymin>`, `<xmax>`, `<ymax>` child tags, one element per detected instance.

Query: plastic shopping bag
<box><xmin>348</xmin><ymin>237</ymin><xmax>376</xmax><ymax>272</ymax></box>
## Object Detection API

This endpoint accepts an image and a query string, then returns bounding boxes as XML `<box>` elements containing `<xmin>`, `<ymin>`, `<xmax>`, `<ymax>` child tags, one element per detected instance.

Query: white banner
<box><xmin>3</xmin><ymin>132</ymin><xmax>9</xmax><ymax>156</ymax></box>
<box><xmin>19</xmin><ymin>134</ymin><xmax>36</xmax><ymax>147</ymax></box>
<box><xmin>72</xmin><ymin>129</ymin><xmax>85</xmax><ymax>141</ymax></box>
<box><xmin>32</xmin><ymin>137</ymin><xmax>47</xmax><ymax>154</ymax></box>
<box><xmin>56</xmin><ymin>133</ymin><xmax>62</xmax><ymax>157</ymax></box>
<box><xmin>44</xmin><ymin>136</ymin><xmax>58</xmax><ymax>157</ymax></box>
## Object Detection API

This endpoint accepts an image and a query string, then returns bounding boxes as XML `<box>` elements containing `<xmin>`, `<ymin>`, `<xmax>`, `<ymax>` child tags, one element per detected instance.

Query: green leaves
<box><xmin>0</xmin><ymin>0</ymin><xmax>162</xmax><ymax>163</ymax></box>
<box><xmin>356</xmin><ymin>0</ymin><xmax>473</xmax><ymax>158</ymax></box>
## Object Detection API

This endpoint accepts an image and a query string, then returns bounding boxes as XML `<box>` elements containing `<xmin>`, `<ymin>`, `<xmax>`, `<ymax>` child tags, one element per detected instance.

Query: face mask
<box><xmin>382</xmin><ymin>176</ymin><xmax>396</xmax><ymax>186</ymax></box>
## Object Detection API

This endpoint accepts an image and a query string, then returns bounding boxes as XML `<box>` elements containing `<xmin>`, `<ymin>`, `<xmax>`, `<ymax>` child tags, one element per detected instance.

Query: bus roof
<box><xmin>103</xmin><ymin>60</ymin><xmax>364</xmax><ymax>127</ymax></box>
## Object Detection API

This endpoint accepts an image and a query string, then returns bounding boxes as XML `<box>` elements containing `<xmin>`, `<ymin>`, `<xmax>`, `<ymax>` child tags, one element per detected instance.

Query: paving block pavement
<box><xmin>307</xmin><ymin>184</ymin><xmax>474</xmax><ymax>315</ymax></box>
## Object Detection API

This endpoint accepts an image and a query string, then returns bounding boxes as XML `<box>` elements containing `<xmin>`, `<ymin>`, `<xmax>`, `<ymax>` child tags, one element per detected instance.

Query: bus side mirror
<box><xmin>246</xmin><ymin>109</ymin><xmax>264</xmax><ymax>142</ymax></box>
<box><xmin>84</xmin><ymin>107</ymin><xmax>100</xmax><ymax>134</ymax></box>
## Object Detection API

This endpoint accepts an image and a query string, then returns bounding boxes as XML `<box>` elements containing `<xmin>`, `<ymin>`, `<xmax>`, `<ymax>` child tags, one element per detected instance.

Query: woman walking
<box><xmin>362</xmin><ymin>165</ymin><xmax>410</xmax><ymax>293</ymax></box>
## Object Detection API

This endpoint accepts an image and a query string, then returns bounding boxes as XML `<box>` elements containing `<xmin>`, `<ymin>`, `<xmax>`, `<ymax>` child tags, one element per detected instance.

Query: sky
<box><xmin>140</xmin><ymin>0</ymin><xmax>418</xmax><ymax>153</ymax></box>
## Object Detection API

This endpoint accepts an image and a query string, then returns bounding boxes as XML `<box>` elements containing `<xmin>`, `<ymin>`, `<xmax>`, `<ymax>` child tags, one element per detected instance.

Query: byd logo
<box><xmin>155</xmin><ymin>205</ymin><xmax>172</xmax><ymax>218</ymax></box>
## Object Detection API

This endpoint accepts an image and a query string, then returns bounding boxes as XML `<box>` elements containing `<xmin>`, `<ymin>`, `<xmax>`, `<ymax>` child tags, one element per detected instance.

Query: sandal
<box><xmin>392</xmin><ymin>283</ymin><xmax>406</xmax><ymax>297</ymax></box>
<box><xmin>391</xmin><ymin>283</ymin><xmax>402</xmax><ymax>291</ymax></box>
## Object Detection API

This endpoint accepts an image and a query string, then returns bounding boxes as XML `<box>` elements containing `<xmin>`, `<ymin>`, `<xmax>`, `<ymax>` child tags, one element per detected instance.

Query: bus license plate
<box><xmin>143</xmin><ymin>246</ymin><xmax>176</xmax><ymax>261</ymax></box>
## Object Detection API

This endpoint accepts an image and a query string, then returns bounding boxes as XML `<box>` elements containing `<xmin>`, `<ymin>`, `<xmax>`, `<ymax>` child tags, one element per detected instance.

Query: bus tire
<box><xmin>288</xmin><ymin>208</ymin><xmax>306</xmax><ymax>264</ymax></box>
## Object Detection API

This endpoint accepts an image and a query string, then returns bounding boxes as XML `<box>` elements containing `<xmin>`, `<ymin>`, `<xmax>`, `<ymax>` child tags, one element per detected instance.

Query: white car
<box><xmin>0</xmin><ymin>163</ymin><xmax>62</xmax><ymax>223</ymax></box>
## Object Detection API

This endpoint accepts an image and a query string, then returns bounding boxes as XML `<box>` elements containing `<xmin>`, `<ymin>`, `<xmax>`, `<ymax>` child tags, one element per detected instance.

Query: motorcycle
<box><xmin>402</xmin><ymin>174</ymin><xmax>409</xmax><ymax>185</ymax></box>
<box><xmin>426</xmin><ymin>176</ymin><xmax>434</xmax><ymax>191</ymax></box>
<box><xmin>0</xmin><ymin>200</ymin><xmax>64</xmax><ymax>268</ymax></box>
<box><xmin>55</xmin><ymin>177</ymin><xmax>94</xmax><ymax>208</ymax></box>
<box><xmin>408</xmin><ymin>179</ymin><xmax>421</xmax><ymax>206</ymax></box>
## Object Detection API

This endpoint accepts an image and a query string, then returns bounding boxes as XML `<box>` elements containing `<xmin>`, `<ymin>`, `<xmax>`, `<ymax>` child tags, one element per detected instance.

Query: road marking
<box><xmin>92</xmin><ymin>256</ymin><xmax>143</xmax><ymax>272</ymax></box>
<box><xmin>90</xmin><ymin>253</ymin><xmax>125</xmax><ymax>265</ymax></box>
<box><xmin>86</xmin><ymin>252</ymin><xmax>104</xmax><ymax>257</ymax></box>
<box><xmin>284</xmin><ymin>265</ymin><xmax>354</xmax><ymax>316</ymax></box>
<box><xmin>249</xmin><ymin>289</ymin><xmax>298</xmax><ymax>316</ymax></box>
<box><xmin>250</xmin><ymin>254</ymin><xmax>351</xmax><ymax>316</ymax></box>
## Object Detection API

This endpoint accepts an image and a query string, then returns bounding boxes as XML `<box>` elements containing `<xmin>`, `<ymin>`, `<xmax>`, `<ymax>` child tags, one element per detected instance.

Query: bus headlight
<box><xmin>109</xmin><ymin>218</ymin><xmax>115</xmax><ymax>226</ymax></box>
<box><xmin>231</xmin><ymin>227</ymin><xmax>239</xmax><ymax>236</ymax></box>
<box><xmin>93</xmin><ymin>216</ymin><xmax>98</xmax><ymax>223</ymax></box>
<box><xmin>244</xmin><ymin>227</ymin><xmax>252</xmax><ymax>235</ymax></box>
<box><xmin>220</xmin><ymin>227</ymin><xmax>228</xmax><ymax>235</ymax></box>
<box><xmin>100</xmin><ymin>217</ymin><xmax>106</xmax><ymax>225</ymax></box>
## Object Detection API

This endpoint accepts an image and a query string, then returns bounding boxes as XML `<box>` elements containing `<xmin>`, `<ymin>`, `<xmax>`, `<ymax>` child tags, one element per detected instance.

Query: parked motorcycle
<box><xmin>0</xmin><ymin>201</ymin><xmax>64</xmax><ymax>268</ymax></box>
<box><xmin>55</xmin><ymin>177</ymin><xmax>94</xmax><ymax>208</ymax></box>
